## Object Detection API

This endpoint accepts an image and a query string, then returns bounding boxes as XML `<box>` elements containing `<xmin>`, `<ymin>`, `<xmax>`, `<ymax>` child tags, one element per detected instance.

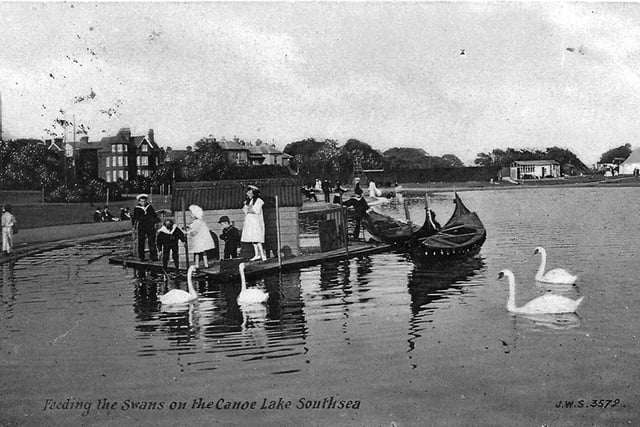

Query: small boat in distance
<box><xmin>411</xmin><ymin>193</ymin><xmax>486</xmax><ymax>260</ymax></box>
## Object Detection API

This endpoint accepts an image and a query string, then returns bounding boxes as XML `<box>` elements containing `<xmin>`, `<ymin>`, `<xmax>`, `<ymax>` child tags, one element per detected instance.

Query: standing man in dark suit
<box><xmin>132</xmin><ymin>194</ymin><xmax>159</xmax><ymax>261</ymax></box>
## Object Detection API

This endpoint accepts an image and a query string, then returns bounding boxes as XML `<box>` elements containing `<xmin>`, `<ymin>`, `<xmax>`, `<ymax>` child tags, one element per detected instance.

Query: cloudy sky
<box><xmin>1</xmin><ymin>2</ymin><xmax>639</xmax><ymax>165</ymax></box>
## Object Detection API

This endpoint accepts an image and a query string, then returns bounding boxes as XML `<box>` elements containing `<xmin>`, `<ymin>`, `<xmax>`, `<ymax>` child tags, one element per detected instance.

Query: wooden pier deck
<box><xmin>109</xmin><ymin>241</ymin><xmax>394</xmax><ymax>280</ymax></box>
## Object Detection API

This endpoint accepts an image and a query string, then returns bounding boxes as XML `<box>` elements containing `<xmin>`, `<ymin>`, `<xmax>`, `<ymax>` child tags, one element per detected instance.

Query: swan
<box><xmin>533</xmin><ymin>246</ymin><xmax>577</xmax><ymax>285</ymax></box>
<box><xmin>237</xmin><ymin>263</ymin><xmax>269</xmax><ymax>304</ymax></box>
<box><xmin>499</xmin><ymin>269</ymin><xmax>583</xmax><ymax>314</ymax></box>
<box><xmin>159</xmin><ymin>265</ymin><xmax>198</xmax><ymax>305</ymax></box>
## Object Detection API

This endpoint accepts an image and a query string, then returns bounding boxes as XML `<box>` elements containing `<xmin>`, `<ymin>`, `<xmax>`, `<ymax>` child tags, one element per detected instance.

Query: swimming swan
<box><xmin>499</xmin><ymin>269</ymin><xmax>583</xmax><ymax>314</ymax></box>
<box><xmin>237</xmin><ymin>263</ymin><xmax>269</xmax><ymax>304</ymax></box>
<box><xmin>533</xmin><ymin>246</ymin><xmax>577</xmax><ymax>285</ymax></box>
<box><xmin>159</xmin><ymin>265</ymin><xmax>198</xmax><ymax>305</ymax></box>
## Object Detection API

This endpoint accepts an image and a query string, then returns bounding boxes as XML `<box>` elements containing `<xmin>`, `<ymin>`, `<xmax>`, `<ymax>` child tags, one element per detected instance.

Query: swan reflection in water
<box><xmin>516</xmin><ymin>312</ymin><xmax>581</xmax><ymax>330</ymax></box>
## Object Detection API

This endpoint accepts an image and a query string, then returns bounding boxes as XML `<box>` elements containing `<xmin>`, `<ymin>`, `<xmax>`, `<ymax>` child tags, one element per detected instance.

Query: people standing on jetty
<box><xmin>1</xmin><ymin>205</ymin><xmax>16</xmax><ymax>256</ymax></box>
<box><xmin>333</xmin><ymin>180</ymin><xmax>347</xmax><ymax>204</ymax></box>
<box><xmin>219</xmin><ymin>215</ymin><xmax>241</xmax><ymax>259</ymax></box>
<box><xmin>156</xmin><ymin>219</ymin><xmax>186</xmax><ymax>272</ymax></box>
<box><xmin>241</xmin><ymin>185</ymin><xmax>267</xmax><ymax>261</ymax></box>
<box><xmin>314</xmin><ymin>178</ymin><xmax>323</xmax><ymax>193</ymax></box>
<box><xmin>322</xmin><ymin>179</ymin><xmax>332</xmax><ymax>203</ymax></box>
<box><xmin>342</xmin><ymin>186</ymin><xmax>370</xmax><ymax>241</ymax></box>
<box><xmin>132</xmin><ymin>194</ymin><xmax>159</xmax><ymax>261</ymax></box>
<box><xmin>187</xmin><ymin>205</ymin><xmax>216</xmax><ymax>268</ymax></box>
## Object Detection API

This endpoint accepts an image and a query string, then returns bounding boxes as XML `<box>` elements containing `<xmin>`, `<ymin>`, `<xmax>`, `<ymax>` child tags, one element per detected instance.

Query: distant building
<box><xmin>77</xmin><ymin>128</ymin><xmax>163</xmax><ymax>182</ymax></box>
<box><xmin>194</xmin><ymin>136</ymin><xmax>291</xmax><ymax>167</ymax></box>
<box><xmin>247</xmin><ymin>140</ymin><xmax>291</xmax><ymax>166</ymax></box>
<box><xmin>618</xmin><ymin>149</ymin><xmax>640</xmax><ymax>175</ymax></box>
<box><xmin>510</xmin><ymin>160</ymin><xmax>560</xmax><ymax>179</ymax></box>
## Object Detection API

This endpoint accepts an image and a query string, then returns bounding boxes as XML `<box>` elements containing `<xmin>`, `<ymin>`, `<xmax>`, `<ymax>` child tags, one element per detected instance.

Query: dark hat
<box><xmin>218</xmin><ymin>215</ymin><xmax>230</xmax><ymax>223</ymax></box>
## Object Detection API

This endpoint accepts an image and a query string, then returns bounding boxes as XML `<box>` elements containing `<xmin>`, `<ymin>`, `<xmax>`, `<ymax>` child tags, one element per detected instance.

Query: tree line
<box><xmin>0</xmin><ymin>137</ymin><xmax>634</xmax><ymax>202</ymax></box>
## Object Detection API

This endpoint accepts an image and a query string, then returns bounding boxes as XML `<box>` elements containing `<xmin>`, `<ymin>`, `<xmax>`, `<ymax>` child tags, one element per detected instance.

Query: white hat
<box><xmin>247</xmin><ymin>184</ymin><xmax>259</xmax><ymax>191</ymax></box>
<box><xmin>136</xmin><ymin>193</ymin><xmax>149</xmax><ymax>201</ymax></box>
<box><xmin>189</xmin><ymin>205</ymin><xmax>204</xmax><ymax>219</ymax></box>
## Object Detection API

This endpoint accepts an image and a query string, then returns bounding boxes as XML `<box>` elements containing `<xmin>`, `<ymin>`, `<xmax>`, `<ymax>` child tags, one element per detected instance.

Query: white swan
<box><xmin>533</xmin><ymin>246</ymin><xmax>577</xmax><ymax>285</ymax></box>
<box><xmin>159</xmin><ymin>265</ymin><xmax>198</xmax><ymax>305</ymax></box>
<box><xmin>499</xmin><ymin>269</ymin><xmax>583</xmax><ymax>314</ymax></box>
<box><xmin>237</xmin><ymin>263</ymin><xmax>269</xmax><ymax>304</ymax></box>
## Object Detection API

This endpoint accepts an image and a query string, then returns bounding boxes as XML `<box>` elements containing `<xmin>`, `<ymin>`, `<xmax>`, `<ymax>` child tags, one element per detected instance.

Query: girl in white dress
<box><xmin>241</xmin><ymin>185</ymin><xmax>266</xmax><ymax>261</ymax></box>
<box><xmin>188</xmin><ymin>205</ymin><xmax>215</xmax><ymax>268</ymax></box>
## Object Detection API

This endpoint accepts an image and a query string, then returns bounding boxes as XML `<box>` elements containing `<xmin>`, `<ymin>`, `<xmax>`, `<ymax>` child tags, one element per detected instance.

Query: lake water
<box><xmin>1</xmin><ymin>187</ymin><xmax>639</xmax><ymax>426</ymax></box>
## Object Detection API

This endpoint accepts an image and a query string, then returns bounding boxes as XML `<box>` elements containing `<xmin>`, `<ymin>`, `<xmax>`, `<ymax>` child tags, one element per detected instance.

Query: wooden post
<box><xmin>275</xmin><ymin>195</ymin><xmax>282</xmax><ymax>269</ymax></box>
<box><xmin>339</xmin><ymin>193</ymin><xmax>349</xmax><ymax>258</ymax></box>
<box><xmin>106</xmin><ymin>188</ymin><xmax>110</xmax><ymax>207</ymax></box>
<box><xmin>182</xmin><ymin>197</ymin><xmax>189</xmax><ymax>268</ymax></box>
<box><xmin>403</xmin><ymin>199</ymin><xmax>413</xmax><ymax>238</ymax></box>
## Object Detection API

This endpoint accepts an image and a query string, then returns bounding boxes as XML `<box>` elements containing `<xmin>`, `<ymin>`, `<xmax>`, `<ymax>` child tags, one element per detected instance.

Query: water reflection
<box><xmin>2</xmin><ymin>262</ymin><xmax>16</xmax><ymax>310</ymax></box>
<box><xmin>406</xmin><ymin>256</ymin><xmax>486</xmax><ymax>314</ymax></box>
<box><xmin>515</xmin><ymin>312</ymin><xmax>581</xmax><ymax>330</ymax></box>
<box><xmin>129</xmin><ymin>266</ymin><xmax>308</xmax><ymax>366</ymax></box>
<box><xmin>406</xmin><ymin>256</ymin><xmax>485</xmax><ymax>354</ymax></box>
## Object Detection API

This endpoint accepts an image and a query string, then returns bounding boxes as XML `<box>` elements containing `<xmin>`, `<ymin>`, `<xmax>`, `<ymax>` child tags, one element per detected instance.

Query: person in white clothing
<box><xmin>188</xmin><ymin>204</ymin><xmax>215</xmax><ymax>268</ymax></box>
<box><xmin>368</xmin><ymin>180</ymin><xmax>381</xmax><ymax>198</ymax></box>
<box><xmin>241</xmin><ymin>185</ymin><xmax>266</xmax><ymax>261</ymax></box>
<box><xmin>1</xmin><ymin>205</ymin><xmax>16</xmax><ymax>255</ymax></box>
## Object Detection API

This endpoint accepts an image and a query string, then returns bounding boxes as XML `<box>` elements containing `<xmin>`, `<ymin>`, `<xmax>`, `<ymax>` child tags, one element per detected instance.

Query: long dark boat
<box><xmin>411</xmin><ymin>193</ymin><xmax>486</xmax><ymax>260</ymax></box>
<box><xmin>363</xmin><ymin>208</ymin><xmax>432</xmax><ymax>244</ymax></box>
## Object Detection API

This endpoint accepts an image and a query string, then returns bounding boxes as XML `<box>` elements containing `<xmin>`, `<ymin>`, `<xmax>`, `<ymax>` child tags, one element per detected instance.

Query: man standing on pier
<box><xmin>342</xmin><ymin>186</ymin><xmax>370</xmax><ymax>241</ymax></box>
<box><xmin>132</xmin><ymin>194</ymin><xmax>159</xmax><ymax>261</ymax></box>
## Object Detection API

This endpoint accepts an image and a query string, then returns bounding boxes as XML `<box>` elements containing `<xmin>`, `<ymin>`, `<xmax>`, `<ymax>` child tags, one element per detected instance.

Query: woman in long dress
<box><xmin>188</xmin><ymin>205</ymin><xmax>215</xmax><ymax>268</ymax></box>
<box><xmin>241</xmin><ymin>185</ymin><xmax>266</xmax><ymax>261</ymax></box>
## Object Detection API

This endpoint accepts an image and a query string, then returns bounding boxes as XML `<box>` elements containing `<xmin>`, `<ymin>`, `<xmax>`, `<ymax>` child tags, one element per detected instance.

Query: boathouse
<box><xmin>510</xmin><ymin>160</ymin><xmax>560</xmax><ymax>179</ymax></box>
<box><xmin>171</xmin><ymin>178</ymin><xmax>347</xmax><ymax>262</ymax></box>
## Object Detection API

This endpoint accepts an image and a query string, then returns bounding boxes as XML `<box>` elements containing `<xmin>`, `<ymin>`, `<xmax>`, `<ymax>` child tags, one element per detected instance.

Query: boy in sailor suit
<box><xmin>156</xmin><ymin>219</ymin><xmax>186</xmax><ymax>271</ymax></box>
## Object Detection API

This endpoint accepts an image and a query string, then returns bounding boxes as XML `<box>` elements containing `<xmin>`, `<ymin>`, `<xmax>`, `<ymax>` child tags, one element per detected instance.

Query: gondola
<box><xmin>411</xmin><ymin>193</ymin><xmax>486</xmax><ymax>260</ymax></box>
<box><xmin>363</xmin><ymin>208</ymin><xmax>432</xmax><ymax>244</ymax></box>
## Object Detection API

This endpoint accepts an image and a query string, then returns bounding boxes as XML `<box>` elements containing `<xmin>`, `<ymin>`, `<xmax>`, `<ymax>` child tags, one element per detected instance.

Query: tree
<box><xmin>284</xmin><ymin>138</ymin><xmax>341</xmax><ymax>177</ymax></box>
<box><xmin>1</xmin><ymin>139</ymin><xmax>65</xmax><ymax>190</ymax></box>
<box><xmin>383</xmin><ymin>147</ymin><xmax>430</xmax><ymax>169</ymax></box>
<box><xmin>599</xmin><ymin>144</ymin><xmax>632</xmax><ymax>164</ymax></box>
<box><xmin>339</xmin><ymin>139</ymin><xmax>384</xmax><ymax>174</ymax></box>
<box><xmin>438</xmin><ymin>154</ymin><xmax>465</xmax><ymax>168</ymax></box>
<box><xmin>181</xmin><ymin>138</ymin><xmax>231</xmax><ymax>181</ymax></box>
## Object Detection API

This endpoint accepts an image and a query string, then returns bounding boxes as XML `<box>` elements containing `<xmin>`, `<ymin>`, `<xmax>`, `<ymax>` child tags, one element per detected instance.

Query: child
<box><xmin>156</xmin><ymin>219</ymin><xmax>186</xmax><ymax>272</ymax></box>
<box><xmin>218</xmin><ymin>215</ymin><xmax>241</xmax><ymax>259</ymax></box>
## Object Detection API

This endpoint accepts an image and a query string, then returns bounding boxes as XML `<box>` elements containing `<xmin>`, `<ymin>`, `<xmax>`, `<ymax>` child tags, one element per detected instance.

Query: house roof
<box><xmin>165</xmin><ymin>149</ymin><xmax>188</xmax><ymax>161</ymax></box>
<box><xmin>216</xmin><ymin>139</ymin><xmax>250</xmax><ymax>151</ymax></box>
<box><xmin>248</xmin><ymin>144</ymin><xmax>282</xmax><ymax>155</ymax></box>
<box><xmin>620</xmin><ymin>149</ymin><xmax>640</xmax><ymax>165</ymax></box>
<box><xmin>512</xmin><ymin>160</ymin><xmax>560</xmax><ymax>166</ymax></box>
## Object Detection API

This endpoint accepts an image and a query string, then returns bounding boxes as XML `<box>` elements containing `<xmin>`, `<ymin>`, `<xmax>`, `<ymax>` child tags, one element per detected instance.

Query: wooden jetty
<box><xmin>109</xmin><ymin>241</ymin><xmax>393</xmax><ymax>281</ymax></box>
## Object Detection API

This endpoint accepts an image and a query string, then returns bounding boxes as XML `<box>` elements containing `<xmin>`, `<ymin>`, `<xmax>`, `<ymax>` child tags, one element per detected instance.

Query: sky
<box><xmin>1</xmin><ymin>2</ymin><xmax>639</xmax><ymax>166</ymax></box>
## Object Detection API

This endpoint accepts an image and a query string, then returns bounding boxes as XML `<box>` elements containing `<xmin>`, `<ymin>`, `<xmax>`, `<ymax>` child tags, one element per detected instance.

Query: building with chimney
<box><xmin>77</xmin><ymin>128</ymin><xmax>163</xmax><ymax>182</ymax></box>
